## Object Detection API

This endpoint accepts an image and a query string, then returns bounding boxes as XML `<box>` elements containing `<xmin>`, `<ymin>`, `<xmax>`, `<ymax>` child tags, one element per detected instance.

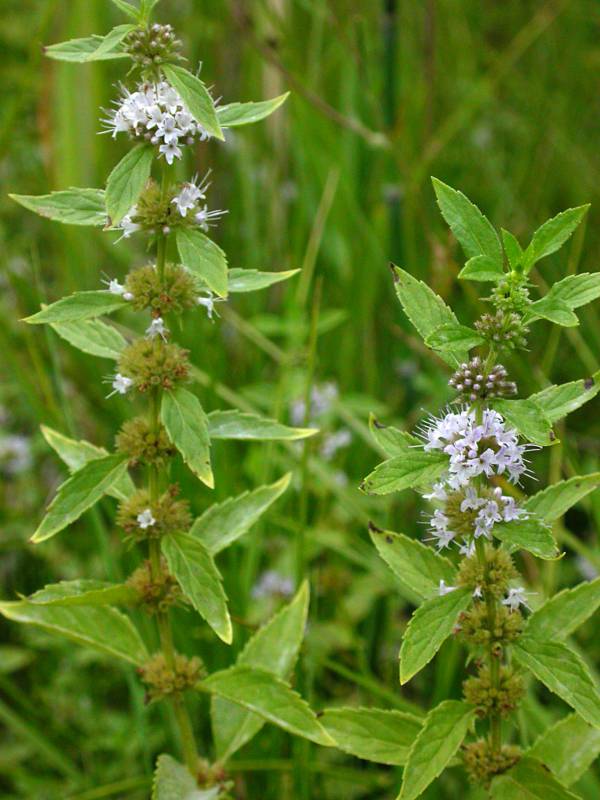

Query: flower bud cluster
<box><xmin>474</xmin><ymin>311</ymin><xmax>529</xmax><ymax>351</ymax></box>
<box><xmin>116</xmin><ymin>416</ymin><xmax>175</xmax><ymax>467</ymax></box>
<box><xmin>124</xmin><ymin>24</ymin><xmax>183</xmax><ymax>70</ymax></box>
<box><xmin>457</xmin><ymin>546</ymin><xmax>519</xmax><ymax>599</ymax></box>
<box><xmin>127</xmin><ymin>558</ymin><xmax>181</xmax><ymax>614</ymax></box>
<box><xmin>463</xmin><ymin>664</ymin><xmax>524</xmax><ymax>718</ymax></box>
<box><xmin>457</xmin><ymin>603</ymin><xmax>523</xmax><ymax>647</ymax></box>
<box><xmin>124</xmin><ymin>264</ymin><xmax>199</xmax><ymax>316</ymax></box>
<box><xmin>117</xmin><ymin>338</ymin><xmax>189</xmax><ymax>393</ymax></box>
<box><xmin>117</xmin><ymin>485</ymin><xmax>192</xmax><ymax>540</ymax></box>
<box><xmin>138</xmin><ymin>652</ymin><xmax>204</xmax><ymax>703</ymax></box>
<box><xmin>490</xmin><ymin>277</ymin><xmax>531</xmax><ymax>315</ymax></box>
<box><xmin>449</xmin><ymin>357</ymin><xmax>517</xmax><ymax>402</ymax></box>
<box><xmin>463</xmin><ymin>740</ymin><xmax>521</xmax><ymax>787</ymax></box>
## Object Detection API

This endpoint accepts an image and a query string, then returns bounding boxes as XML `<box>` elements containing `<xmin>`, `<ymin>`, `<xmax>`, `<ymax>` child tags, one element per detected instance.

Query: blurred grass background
<box><xmin>1</xmin><ymin>0</ymin><xmax>599</xmax><ymax>798</ymax></box>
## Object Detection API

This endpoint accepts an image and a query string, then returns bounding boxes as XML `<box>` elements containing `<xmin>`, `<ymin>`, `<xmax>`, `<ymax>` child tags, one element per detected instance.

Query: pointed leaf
<box><xmin>513</xmin><ymin>636</ymin><xmax>600</xmax><ymax>728</ymax></box>
<box><xmin>458</xmin><ymin>254</ymin><xmax>505</xmax><ymax>282</ymax></box>
<box><xmin>217</xmin><ymin>93</ymin><xmax>289</xmax><ymax>127</ymax></box>
<box><xmin>493</xmin><ymin>517</ymin><xmax>559</xmax><ymax>560</ymax></box>
<box><xmin>321</xmin><ymin>707</ymin><xmax>421</xmax><ymax>766</ymax></box>
<box><xmin>529</xmin><ymin>374</ymin><xmax>600</xmax><ymax>423</ymax></box>
<box><xmin>32</xmin><ymin>454</ymin><xmax>129</xmax><ymax>543</ymax></box>
<box><xmin>526</xmin><ymin>578</ymin><xmax>600</xmax><ymax>641</ymax></box>
<box><xmin>491</xmin><ymin>397</ymin><xmax>553</xmax><ymax>446</ymax></box>
<box><xmin>24</xmin><ymin>291</ymin><xmax>127</xmax><ymax>324</ymax></box>
<box><xmin>425</xmin><ymin>322</ymin><xmax>485</xmax><ymax>352</ymax></box>
<box><xmin>528</xmin><ymin>713</ymin><xmax>600</xmax><ymax>787</ymax></box>
<box><xmin>523</xmin><ymin>205</ymin><xmax>590</xmax><ymax>272</ymax></box>
<box><xmin>0</xmin><ymin>602</ymin><xmax>147</xmax><ymax>665</ymax></box>
<box><xmin>369</xmin><ymin>527</ymin><xmax>456</xmax><ymax>601</ymax></box>
<box><xmin>106</xmin><ymin>144</ymin><xmax>154</xmax><ymax>225</ymax></box>
<box><xmin>502</xmin><ymin>229</ymin><xmax>523</xmax><ymax>270</ymax></box>
<box><xmin>400</xmin><ymin>588</ymin><xmax>471</xmax><ymax>684</ymax></box>
<box><xmin>162</xmin><ymin>65</ymin><xmax>223</xmax><ymax>140</ymax></box>
<box><xmin>161</xmin><ymin>387</ymin><xmax>213</xmax><ymax>488</ymax></box>
<box><xmin>525</xmin><ymin>473</ymin><xmax>600</xmax><ymax>522</ymax></box>
<box><xmin>201</xmin><ymin>665</ymin><xmax>334</xmax><ymax>746</ymax></box>
<box><xmin>161</xmin><ymin>533</ymin><xmax>231</xmax><ymax>644</ymax></box>
<box><xmin>207</xmin><ymin>410</ymin><xmax>316</xmax><ymax>441</ymax></box>
<box><xmin>91</xmin><ymin>24</ymin><xmax>135</xmax><ymax>60</ymax></box>
<box><xmin>399</xmin><ymin>700</ymin><xmax>475</xmax><ymax>800</ymax></box>
<box><xmin>110</xmin><ymin>0</ymin><xmax>141</xmax><ymax>21</ymax></box>
<box><xmin>152</xmin><ymin>754</ymin><xmax>208</xmax><ymax>800</ymax></box>
<box><xmin>490</xmin><ymin>757</ymin><xmax>582</xmax><ymax>800</ymax></box>
<box><xmin>227</xmin><ymin>268</ymin><xmax>300</xmax><ymax>293</ymax></box>
<box><xmin>191</xmin><ymin>473</ymin><xmax>290</xmax><ymax>555</ymax></box>
<box><xmin>176</xmin><ymin>228</ymin><xmax>228</xmax><ymax>298</ymax></box>
<box><xmin>368</xmin><ymin>414</ymin><xmax>421</xmax><ymax>457</ymax></box>
<box><xmin>361</xmin><ymin>452</ymin><xmax>447</xmax><ymax>496</ymax></box>
<box><xmin>527</xmin><ymin>274</ymin><xmax>600</xmax><ymax>326</ymax></box>
<box><xmin>10</xmin><ymin>189</ymin><xmax>107</xmax><ymax>226</ymax></box>
<box><xmin>29</xmin><ymin>579</ymin><xmax>137</xmax><ymax>607</ymax></box>
<box><xmin>45</xmin><ymin>34</ymin><xmax>130</xmax><ymax>62</ymax></box>
<box><xmin>50</xmin><ymin>318</ymin><xmax>127</xmax><ymax>360</ymax></box>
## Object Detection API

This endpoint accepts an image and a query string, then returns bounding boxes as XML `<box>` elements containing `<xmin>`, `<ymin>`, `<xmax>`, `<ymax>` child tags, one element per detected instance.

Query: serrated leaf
<box><xmin>10</xmin><ymin>188</ymin><xmax>107</xmax><ymax>226</ymax></box>
<box><xmin>400</xmin><ymin>588</ymin><xmax>471</xmax><ymax>684</ymax></box>
<box><xmin>161</xmin><ymin>533</ymin><xmax>231</xmax><ymax>644</ymax></box>
<box><xmin>152</xmin><ymin>754</ymin><xmax>210</xmax><ymax>800</ymax></box>
<box><xmin>523</xmin><ymin>205</ymin><xmax>590</xmax><ymax>272</ymax></box>
<box><xmin>529</xmin><ymin>374</ymin><xmax>600</xmax><ymax>423</ymax></box>
<box><xmin>392</xmin><ymin>264</ymin><xmax>469</xmax><ymax>366</ymax></box>
<box><xmin>106</xmin><ymin>144</ymin><xmax>154</xmax><ymax>225</ymax></box>
<box><xmin>425</xmin><ymin>322</ymin><xmax>485</xmax><ymax>352</ymax></box>
<box><xmin>207</xmin><ymin>410</ymin><xmax>317</xmax><ymax>441</ymax></box>
<box><xmin>45</xmin><ymin>32</ymin><xmax>131</xmax><ymax>63</ymax></box>
<box><xmin>191</xmin><ymin>473</ymin><xmax>290</xmax><ymax>555</ymax></box>
<box><xmin>201</xmin><ymin>665</ymin><xmax>334</xmax><ymax>746</ymax></box>
<box><xmin>29</xmin><ymin>580</ymin><xmax>137</xmax><ymax>607</ymax></box>
<box><xmin>162</xmin><ymin>65</ymin><xmax>223</xmax><ymax>140</ymax></box>
<box><xmin>513</xmin><ymin>636</ymin><xmax>600</xmax><ymax>728</ymax></box>
<box><xmin>24</xmin><ymin>291</ymin><xmax>127</xmax><ymax>324</ymax></box>
<box><xmin>176</xmin><ymin>228</ymin><xmax>228</xmax><ymax>298</ymax></box>
<box><xmin>161</xmin><ymin>387</ymin><xmax>213</xmax><ymax>488</ymax></box>
<box><xmin>321</xmin><ymin>707</ymin><xmax>421</xmax><ymax>766</ymax></box>
<box><xmin>212</xmin><ymin>583</ymin><xmax>309</xmax><ymax>761</ymax></box>
<box><xmin>40</xmin><ymin>426</ymin><xmax>135</xmax><ymax>501</ymax></box>
<box><xmin>492</xmin><ymin>397</ymin><xmax>553</xmax><ymax>446</ymax></box>
<box><xmin>528</xmin><ymin>713</ymin><xmax>600</xmax><ymax>787</ymax></box>
<box><xmin>502</xmin><ymin>229</ymin><xmax>523</xmax><ymax>270</ymax></box>
<box><xmin>110</xmin><ymin>0</ymin><xmax>141</xmax><ymax>22</ymax></box>
<box><xmin>227</xmin><ymin>268</ymin><xmax>300</xmax><ymax>293</ymax></box>
<box><xmin>217</xmin><ymin>93</ymin><xmax>289</xmax><ymax>127</ymax></box>
<box><xmin>369</xmin><ymin>527</ymin><xmax>456</xmax><ymax>601</ymax></box>
<box><xmin>0</xmin><ymin>601</ymin><xmax>147</xmax><ymax>665</ymax></box>
<box><xmin>490</xmin><ymin>756</ymin><xmax>582</xmax><ymax>800</ymax></box>
<box><xmin>92</xmin><ymin>24</ymin><xmax>136</xmax><ymax>59</ymax></box>
<box><xmin>368</xmin><ymin>414</ymin><xmax>421</xmax><ymax>457</ymax></box>
<box><xmin>459</xmin><ymin>254</ymin><xmax>505</xmax><ymax>282</ymax></box>
<box><xmin>32</xmin><ymin>454</ymin><xmax>129</xmax><ymax>543</ymax></box>
<box><xmin>361</xmin><ymin>452</ymin><xmax>447</xmax><ymax>496</ymax></box>
<box><xmin>526</xmin><ymin>578</ymin><xmax>600</xmax><ymax>641</ymax></box>
<box><xmin>493</xmin><ymin>517</ymin><xmax>559</xmax><ymax>560</ymax></box>
<box><xmin>527</xmin><ymin>274</ymin><xmax>600</xmax><ymax>327</ymax></box>
<box><xmin>432</xmin><ymin>178</ymin><xmax>502</xmax><ymax>266</ymax></box>
<box><xmin>51</xmin><ymin>317</ymin><xmax>127</xmax><ymax>360</ymax></box>
<box><xmin>399</xmin><ymin>700</ymin><xmax>475</xmax><ymax>800</ymax></box>
<box><xmin>525</xmin><ymin>473</ymin><xmax>600</xmax><ymax>522</ymax></box>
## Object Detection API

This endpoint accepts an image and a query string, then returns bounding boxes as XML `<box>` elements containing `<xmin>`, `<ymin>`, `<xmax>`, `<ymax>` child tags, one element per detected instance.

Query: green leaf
<box><xmin>227</xmin><ymin>268</ymin><xmax>300</xmax><ymax>293</ymax></box>
<box><xmin>24</xmin><ymin>291</ymin><xmax>127</xmax><ymax>324</ymax></box>
<box><xmin>161</xmin><ymin>533</ymin><xmax>231</xmax><ymax>644</ymax></box>
<box><xmin>492</xmin><ymin>397</ymin><xmax>553</xmax><ymax>446</ymax></box>
<box><xmin>32</xmin><ymin>454</ymin><xmax>129</xmax><ymax>543</ymax></box>
<box><xmin>432</xmin><ymin>178</ymin><xmax>502</xmax><ymax>266</ymax></box>
<box><xmin>392</xmin><ymin>264</ymin><xmax>469</xmax><ymax>366</ymax></box>
<box><xmin>91</xmin><ymin>24</ymin><xmax>136</xmax><ymax>59</ymax></box>
<box><xmin>526</xmin><ymin>578</ymin><xmax>600</xmax><ymax>641</ymax></box>
<box><xmin>162</xmin><ymin>65</ymin><xmax>224</xmax><ymax>141</ymax></box>
<box><xmin>50</xmin><ymin>318</ymin><xmax>127</xmax><ymax>360</ymax></box>
<box><xmin>0</xmin><ymin>601</ymin><xmax>147</xmax><ymax>665</ymax></box>
<box><xmin>493</xmin><ymin>517</ymin><xmax>559</xmax><ymax>560</ymax></box>
<box><xmin>458</xmin><ymin>254</ymin><xmax>505</xmax><ymax>282</ymax></box>
<box><xmin>191</xmin><ymin>473</ymin><xmax>290</xmax><ymax>555</ymax></box>
<box><xmin>425</xmin><ymin>322</ymin><xmax>485</xmax><ymax>352</ymax></box>
<box><xmin>207</xmin><ymin>410</ymin><xmax>317</xmax><ymax>441</ymax></box>
<box><xmin>529</xmin><ymin>374</ymin><xmax>600</xmax><ymax>423</ymax></box>
<box><xmin>513</xmin><ymin>636</ymin><xmax>600</xmax><ymax>728</ymax></box>
<box><xmin>176</xmin><ymin>228</ymin><xmax>228</xmax><ymax>298</ymax></box>
<box><xmin>110</xmin><ymin>0</ymin><xmax>141</xmax><ymax>21</ymax></box>
<box><xmin>528</xmin><ymin>713</ymin><xmax>600</xmax><ymax>787</ymax></box>
<box><xmin>527</xmin><ymin>274</ymin><xmax>600</xmax><ymax>327</ymax></box>
<box><xmin>105</xmin><ymin>144</ymin><xmax>154</xmax><ymax>225</ymax></box>
<box><xmin>217</xmin><ymin>93</ymin><xmax>289</xmax><ymax>127</ymax></box>
<box><xmin>152</xmin><ymin>754</ymin><xmax>208</xmax><ymax>800</ymax></box>
<box><xmin>29</xmin><ymin>580</ymin><xmax>137</xmax><ymax>608</ymax></box>
<box><xmin>523</xmin><ymin>205</ymin><xmax>590</xmax><ymax>272</ymax></box>
<box><xmin>502</xmin><ymin>229</ymin><xmax>523</xmax><ymax>270</ymax></box>
<box><xmin>525</xmin><ymin>473</ymin><xmax>600</xmax><ymax>522</ymax></box>
<box><xmin>10</xmin><ymin>188</ymin><xmax>106</xmax><ymax>226</ymax></box>
<box><xmin>201</xmin><ymin>665</ymin><xmax>334</xmax><ymax>746</ymax></box>
<box><xmin>321</xmin><ymin>707</ymin><xmax>421</xmax><ymax>766</ymax></box>
<box><xmin>161</xmin><ymin>387</ymin><xmax>213</xmax><ymax>489</ymax></box>
<box><xmin>368</xmin><ymin>414</ymin><xmax>421</xmax><ymax>457</ymax></box>
<box><xmin>211</xmin><ymin>583</ymin><xmax>309</xmax><ymax>761</ymax></box>
<box><xmin>490</xmin><ymin>756</ymin><xmax>582</xmax><ymax>800</ymax></box>
<box><xmin>399</xmin><ymin>700</ymin><xmax>475</xmax><ymax>800</ymax></box>
<box><xmin>45</xmin><ymin>31</ymin><xmax>131</xmax><ymax>63</ymax></box>
<box><xmin>40</xmin><ymin>426</ymin><xmax>135</xmax><ymax>501</ymax></box>
<box><xmin>400</xmin><ymin>588</ymin><xmax>471</xmax><ymax>684</ymax></box>
<box><xmin>361</xmin><ymin>452</ymin><xmax>447</xmax><ymax>496</ymax></box>
<box><xmin>369</xmin><ymin>527</ymin><xmax>456</xmax><ymax>602</ymax></box>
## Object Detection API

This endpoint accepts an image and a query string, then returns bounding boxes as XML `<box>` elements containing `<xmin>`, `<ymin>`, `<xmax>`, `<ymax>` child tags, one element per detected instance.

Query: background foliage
<box><xmin>1</xmin><ymin>1</ymin><xmax>599</xmax><ymax>798</ymax></box>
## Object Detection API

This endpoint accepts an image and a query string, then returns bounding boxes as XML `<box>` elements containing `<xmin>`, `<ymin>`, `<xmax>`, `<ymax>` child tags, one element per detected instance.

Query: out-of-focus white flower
<box><xmin>145</xmin><ymin>317</ymin><xmax>168</xmax><ymax>340</ymax></box>
<box><xmin>251</xmin><ymin>571</ymin><xmax>294</xmax><ymax>600</ymax></box>
<box><xmin>0</xmin><ymin>435</ymin><xmax>32</xmax><ymax>475</ymax></box>
<box><xmin>321</xmin><ymin>428</ymin><xmax>352</xmax><ymax>460</ymax></box>
<box><xmin>109</xmin><ymin>373</ymin><xmax>133</xmax><ymax>397</ymax></box>
<box><xmin>137</xmin><ymin>509</ymin><xmax>156</xmax><ymax>529</ymax></box>
<box><xmin>439</xmin><ymin>580</ymin><xmax>456</xmax><ymax>596</ymax></box>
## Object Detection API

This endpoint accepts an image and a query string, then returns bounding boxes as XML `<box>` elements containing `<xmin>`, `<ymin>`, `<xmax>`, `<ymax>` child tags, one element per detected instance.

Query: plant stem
<box><xmin>475</xmin><ymin>538</ymin><xmax>502</xmax><ymax>753</ymax></box>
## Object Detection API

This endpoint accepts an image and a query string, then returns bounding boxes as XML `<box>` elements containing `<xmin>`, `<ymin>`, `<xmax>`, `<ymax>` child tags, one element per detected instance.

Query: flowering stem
<box><xmin>475</xmin><ymin>537</ymin><xmax>502</xmax><ymax>753</ymax></box>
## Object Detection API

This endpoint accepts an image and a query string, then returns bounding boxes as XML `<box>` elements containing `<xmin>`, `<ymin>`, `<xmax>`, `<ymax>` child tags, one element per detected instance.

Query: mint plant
<box><xmin>318</xmin><ymin>181</ymin><xmax>600</xmax><ymax>798</ymax></box>
<box><xmin>1</xmin><ymin>1</ymin><xmax>334</xmax><ymax>795</ymax></box>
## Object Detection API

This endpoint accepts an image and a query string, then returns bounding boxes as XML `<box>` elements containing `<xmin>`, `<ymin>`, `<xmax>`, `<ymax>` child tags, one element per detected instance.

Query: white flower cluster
<box><xmin>422</xmin><ymin>408</ymin><xmax>530</xmax><ymax>488</ymax></box>
<box><xmin>103</xmin><ymin>81</ymin><xmax>212</xmax><ymax>163</ymax></box>
<box><xmin>437</xmin><ymin>580</ymin><xmax>531</xmax><ymax>612</ymax></box>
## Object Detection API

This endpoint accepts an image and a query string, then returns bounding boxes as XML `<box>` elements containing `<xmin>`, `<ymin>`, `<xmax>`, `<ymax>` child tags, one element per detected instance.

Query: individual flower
<box><xmin>196</xmin><ymin>291</ymin><xmax>225</xmax><ymax>320</ymax></box>
<box><xmin>137</xmin><ymin>508</ymin><xmax>156</xmax><ymax>529</ymax></box>
<box><xmin>103</xmin><ymin>278</ymin><xmax>134</xmax><ymax>301</ymax></box>
<box><xmin>145</xmin><ymin>317</ymin><xmax>168</xmax><ymax>341</ymax></box>
<box><xmin>108</xmin><ymin>373</ymin><xmax>134</xmax><ymax>397</ymax></box>
<box><xmin>172</xmin><ymin>176</ymin><xmax>207</xmax><ymax>216</ymax></box>
<box><xmin>439</xmin><ymin>580</ymin><xmax>456</xmax><ymax>596</ymax></box>
<box><xmin>502</xmin><ymin>587</ymin><xmax>532</xmax><ymax>612</ymax></box>
<box><xmin>320</xmin><ymin>428</ymin><xmax>352</xmax><ymax>460</ymax></box>
<box><xmin>194</xmin><ymin>204</ymin><xmax>228</xmax><ymax>231</ymax></box>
